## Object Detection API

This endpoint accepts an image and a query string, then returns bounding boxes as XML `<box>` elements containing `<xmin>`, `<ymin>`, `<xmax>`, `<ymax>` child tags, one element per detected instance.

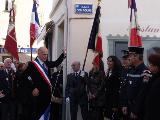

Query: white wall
<box><xmin>101</xmin><ymin>0</ymin><xmax>160</xmax><ymax>37</ymax></box>
<box><xmin>50</xmin><ymin>0</ymin><xmax>160</xmax><ymax>72</ymax></box>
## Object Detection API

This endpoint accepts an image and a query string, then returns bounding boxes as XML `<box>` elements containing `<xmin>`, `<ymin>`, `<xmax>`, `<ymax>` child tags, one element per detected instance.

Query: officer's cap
<box><xmin>128</xmin><ymin>47</ymin><xmax>144</xmax><ymax>54</ymax></box>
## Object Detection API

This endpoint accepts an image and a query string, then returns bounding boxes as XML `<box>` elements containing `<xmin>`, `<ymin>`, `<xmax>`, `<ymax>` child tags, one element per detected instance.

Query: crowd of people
<box><xmin>0</xmin><ymin>47</ymin><xmax>66</xmax><ymax>120</ymax></box>
<box><xmin>0</xmin><ymin>46</ymin><xmax>160</xmax><ymax>120</ymax></box>
<box><xmin>66</xmin><ymin>46</ymin><xmax>160</xmax><ymax>120</ymax></box>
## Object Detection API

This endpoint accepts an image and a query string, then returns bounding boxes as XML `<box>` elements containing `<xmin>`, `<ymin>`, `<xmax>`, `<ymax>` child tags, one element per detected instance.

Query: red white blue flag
<box><xmin>30</xmin><ymin>0</ymin><xmax>40</xmax><ymax>47</ymax></box>
<box><xmin>129</xmin><ymin>0</ymin><xmax>142</xmax><ymax>47</ymax></box>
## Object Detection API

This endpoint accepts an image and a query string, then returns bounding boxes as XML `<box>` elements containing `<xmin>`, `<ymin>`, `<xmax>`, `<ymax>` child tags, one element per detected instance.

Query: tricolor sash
<box><xmin>32</xmin><ymin>61</ymin><xmax>52</xmax><ymax>90</ymax></box>
<box><xmin>39</xmin><ymin>103</ymin><xmax>51</xmax><ymax>120</ymax></box>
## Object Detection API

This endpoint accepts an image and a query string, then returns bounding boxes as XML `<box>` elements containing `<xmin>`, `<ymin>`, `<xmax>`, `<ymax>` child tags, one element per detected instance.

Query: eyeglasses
<box><xmin>0</xmin><ymin>66</ymin><xmax>4</xmax><ymax>68</ymax></box>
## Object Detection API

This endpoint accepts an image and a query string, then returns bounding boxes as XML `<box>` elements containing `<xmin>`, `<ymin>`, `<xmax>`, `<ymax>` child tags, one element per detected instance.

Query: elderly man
<box><xmin>66</xmin><ymin>61</ymin><xmax>88</xmax><ymax>120</ymax></box>
<box><xmin>0</xmin><ymin>58</ymin><xmax>16</xmax><ymax>120</ymax></box>
<box><xmin>23</xmin><ymin>47</ymin><xmax>66</xmax><ymax>120</ymax></box>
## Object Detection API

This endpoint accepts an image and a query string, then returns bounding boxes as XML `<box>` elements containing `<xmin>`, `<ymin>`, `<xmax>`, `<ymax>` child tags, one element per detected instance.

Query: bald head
<box><xmin>71</xmin><ymin>61</ymin><xmax>80</xmax><ymax>72</ymax></box>
<box><xmin>37</xmin><ymin>47</ymin><xmax>48</xmax><ymax>62</ymax></box>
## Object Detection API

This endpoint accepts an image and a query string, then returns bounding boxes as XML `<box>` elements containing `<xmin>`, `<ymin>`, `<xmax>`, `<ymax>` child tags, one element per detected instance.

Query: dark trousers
<box><xmin>70</xmin><ymin>102</ymin><xmax>88</xmax><ymax>120</ymax></box>
<box><xmin>0</xmin><ymin>101</ymin><xmax>16</xmax><ymax>120</ymax></box>
<box><xmin>21</xmin><ymin>97</ymin><xmax>37</xmax><ymax>120</ymax></box>
<box><xmin>50</xmin><ymin>102</ymin><xmax>62</xmax><ymax>120</ymax></box>
<box><xmin>88</xmin><ymin>109</ymin><xmax>104</xmax><ymax>120</ymax></box>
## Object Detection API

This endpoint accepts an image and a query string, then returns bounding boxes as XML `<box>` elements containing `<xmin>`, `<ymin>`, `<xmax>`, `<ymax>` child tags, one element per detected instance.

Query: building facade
<box><xmin>49</xmin><ymin>0</ymin><xmax>160</xmax><ymax>73</ymax></box>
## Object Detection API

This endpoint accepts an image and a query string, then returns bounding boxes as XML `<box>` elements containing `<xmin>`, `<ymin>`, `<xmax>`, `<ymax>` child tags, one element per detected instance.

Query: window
<box><xmin>107</xmin><ymin>34</ymin><xmax>128</xmax><ymax>61</ymax></box>
<box><xmin>107</xmin><ymin>35</ymin><xmax>160</xmax><ymax>64</ymax></box>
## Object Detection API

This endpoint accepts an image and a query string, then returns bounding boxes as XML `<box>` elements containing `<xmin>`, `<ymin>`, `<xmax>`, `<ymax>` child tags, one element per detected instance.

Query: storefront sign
<box><xmin>0</xmin><ymin>48</ymin><xmax>37</xmax><ymax>53</ymax></box>
<box><xmin>75</xmin><ymin>4</ymin><xmax>93</xmax><ymax>14</ymax></box>
<box><xmin>18</xmin><ymin>48</ymin><xmax>37</xmax><ymax>53</ymax></box>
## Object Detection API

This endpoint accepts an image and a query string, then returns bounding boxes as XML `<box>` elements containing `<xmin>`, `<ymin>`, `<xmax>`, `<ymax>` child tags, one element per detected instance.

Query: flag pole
<box><xmin>82</xmin><ymin>47</ymin><xmax>89</xmax><ymax>71</ymax></box>
<box><xmin>30</xmin><ymin>46</ymin><xmax>33</xmax><ymax>61</ymax></box>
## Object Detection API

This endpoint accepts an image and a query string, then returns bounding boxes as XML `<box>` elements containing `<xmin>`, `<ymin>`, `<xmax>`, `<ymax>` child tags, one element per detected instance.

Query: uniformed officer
<box><xmin>0</xmin><ymin>58</ymin><xmax>16</xmax><ymax>120</ymax></box>
<box><xmin>50</xmin><ymin>65</ymin><xmax>63</xmax><ymax>120</ymax></box>
<box><xmin>119</xmin><ymin>50</ymin><xmax>132</xmax><ymax>119</ymax></box>
<box><xmin>121</xmin><ymin>47</ymin><xmax>150</xmax><ymax>119</ymax></box>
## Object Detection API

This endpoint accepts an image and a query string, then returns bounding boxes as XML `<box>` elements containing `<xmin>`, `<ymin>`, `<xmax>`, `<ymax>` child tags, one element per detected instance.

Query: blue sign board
<box><xmin>75</xmin><ymin>4</ymin><xmax>93</xmax><ymax>14</ymax></box>
<box><xmin>18</xmin><ymin>48</ymin><xmax>37</xmax><ymax>53</ymax></box>
<box><xmin>0</xmin><ymin>48</ymin><xmax>37</xmax><ymax>54</ymax></box>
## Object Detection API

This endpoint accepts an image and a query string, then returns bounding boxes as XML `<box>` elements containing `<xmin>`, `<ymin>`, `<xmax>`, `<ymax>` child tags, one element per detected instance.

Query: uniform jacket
<box><xmin>119</xmin><ymin>66</ymin><xmax>132</xmax><ymax>107</ymax></box>
<box><xmin>0</xmin><ymin>69</ymin><xmax>16</xmax><ymax>103</ymax></box>
<box><xmin>124</xmin><ymin>63</ymin><xmax>148</xmax><ymax>113</ymax></box>
<box><xmin>51</xmin><ymin>69</ymin><xmax>63</xmax><ymax>98</ymax></box>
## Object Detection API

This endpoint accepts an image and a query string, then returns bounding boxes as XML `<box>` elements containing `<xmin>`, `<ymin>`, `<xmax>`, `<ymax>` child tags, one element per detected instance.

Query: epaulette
<box><xmin>142</xmin><ymin>70</ymin><xmax>152</xmax><ymax>83</ymax></box>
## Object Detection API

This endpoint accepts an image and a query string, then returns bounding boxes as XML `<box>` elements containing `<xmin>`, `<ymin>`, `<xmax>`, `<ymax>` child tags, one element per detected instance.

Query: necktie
<box><xmin>42</xmin><ymin>63</ymin><xmax>48</xmax><ymax>74</ymax></box>
<box><xmin>75</xmin><ymin>72</ymin><xmax>78</xmax><ymax>77</ymax></box>
<box><xmin>42</xmin><ymin>63</ymin><xmax>47</xmax><ymax>69</ymax></box>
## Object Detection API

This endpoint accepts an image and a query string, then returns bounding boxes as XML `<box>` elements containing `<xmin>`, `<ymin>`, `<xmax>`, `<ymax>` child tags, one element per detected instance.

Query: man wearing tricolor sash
<box><xmin>23</xmin><ymin>47</ymin><xmax>66</xmax><ymax>120</ymax></box>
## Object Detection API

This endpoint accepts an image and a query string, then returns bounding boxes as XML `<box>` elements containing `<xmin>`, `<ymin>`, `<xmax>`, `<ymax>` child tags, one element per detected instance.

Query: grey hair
<box><xmin>4</xmin><ymin>58</ymin><xmax>12</xmax><ymax>63</ymax></box>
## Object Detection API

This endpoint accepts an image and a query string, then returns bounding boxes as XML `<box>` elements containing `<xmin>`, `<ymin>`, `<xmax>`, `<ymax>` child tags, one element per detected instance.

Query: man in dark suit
<box><xmin>66</xmin><ymin>61</ymin><xmax>88</xmax><ymax>120</ymax></box>
<box><xmin>23</xmin><ymin>47</ymin><xmax>66</xmax><ymax>120</ymax></box>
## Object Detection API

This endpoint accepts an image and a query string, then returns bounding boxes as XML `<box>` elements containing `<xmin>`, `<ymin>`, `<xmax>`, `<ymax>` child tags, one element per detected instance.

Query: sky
<box><xmin>0</xmin><ymin>0</ymin><xmax>53</xmax><ymax>47</ymax></box>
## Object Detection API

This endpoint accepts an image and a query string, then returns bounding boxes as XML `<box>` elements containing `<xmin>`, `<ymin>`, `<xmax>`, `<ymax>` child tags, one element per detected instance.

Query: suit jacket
<box><xmin>66</xmin><ymin>70</ymin><xmax>88</xmax><ymax>105</ymax></box>
<box><xmin>23</xmin><ymin>53</ymin><xmax>65</xmax><ymax>120</ymax></box>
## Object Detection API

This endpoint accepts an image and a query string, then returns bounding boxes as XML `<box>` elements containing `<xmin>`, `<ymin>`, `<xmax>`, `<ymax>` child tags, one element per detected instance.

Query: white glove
<box><xmin>66</xmin><ymin>97</ymin><xmax>70</xmax><ymax>102</ymax></box>
<box><xmin>80</xmin><ymin>71</ymin><xmax>85</xmax><ymax>77</ymax></box>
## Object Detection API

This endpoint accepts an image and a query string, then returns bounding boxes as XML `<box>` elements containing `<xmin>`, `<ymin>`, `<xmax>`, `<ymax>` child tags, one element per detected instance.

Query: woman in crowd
<box><xmin>104</xmin><ymin>55</ymin><xmax>122</xmax><ymax>120</ymax></box>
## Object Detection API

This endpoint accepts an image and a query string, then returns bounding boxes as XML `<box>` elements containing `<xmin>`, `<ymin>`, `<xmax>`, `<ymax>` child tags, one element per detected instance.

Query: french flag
<box><xmin>129</xmin><ymin>0</ymin><xmax>142</xmax><ymax>47</ymax></box>
<box><xmin>30</xmin><ymin>0</ymin><xmax>40</xmax><ymax>47</ymax></box>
